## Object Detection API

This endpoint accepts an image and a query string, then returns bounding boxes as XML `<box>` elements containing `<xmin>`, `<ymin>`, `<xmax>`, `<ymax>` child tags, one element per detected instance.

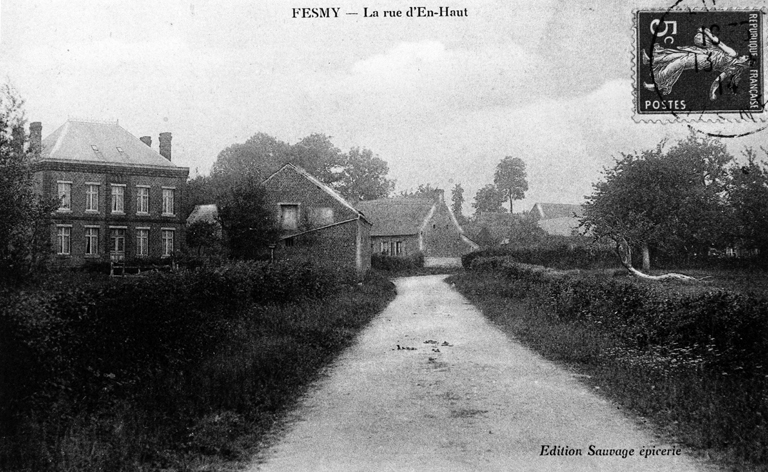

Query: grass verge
<box><xmin>447</xmin><ymin>269</ymin><xmax>768</xmax><ymax>472</ymax></box>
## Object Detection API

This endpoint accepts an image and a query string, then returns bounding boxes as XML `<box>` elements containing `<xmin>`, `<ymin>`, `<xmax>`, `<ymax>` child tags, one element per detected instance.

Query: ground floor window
<box><xmin>136</xmin><ymin>229</ymin><xmax>149</xmax><ymax>257</ymax></box>
<box><xmin>110</xmin><ymin>228</ymin><xmax>126</xmax><ymax>260</ymax></box>
<box><xmin>57</xmin><ymin>226</ymin><xmax>71</xmax><ymax>255</ymax></box>
<box><xmin>84</xmin><ymin>227</ymin><xmax>99</xmax><ymax>256</ymax></box>
<box><xmin>394</xmin><ymin>241</ymin><xmax>403</xmax><ymax>256</ymax></box>
<box><xmin>379</xmin><ymin>241</ymin><xmax>390</xmax><ymax>255</ymax></box>
<box><xmin>161</xmin><ymin>229</ymin><xmax>174</xmax><ymax>257</ymax></box>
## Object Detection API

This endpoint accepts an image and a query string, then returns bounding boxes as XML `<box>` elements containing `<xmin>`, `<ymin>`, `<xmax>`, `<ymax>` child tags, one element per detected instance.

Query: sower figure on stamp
<box><xmin>643</xmin><ymin>27</ymin><xmax>752</xmax><ymax>100</ymax></box>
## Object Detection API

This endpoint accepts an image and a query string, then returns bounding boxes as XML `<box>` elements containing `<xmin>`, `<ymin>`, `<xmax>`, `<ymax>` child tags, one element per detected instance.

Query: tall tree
<box><xmin>0</xmin><ymin>84</ymin><xmax>57</xmax><ymax>285</ymax></box>
<box><xmin>451</xmin><ymin>183</ymin><xmax>466</xmax><ymax>224</ymax></box>
<box><xmin>472</xmin><ymin>184</ymin><xmax>506</xmax><ymax>216</ymax></box>
<box><xmin>581</xmin><ymin>133</ymin><xmax>732</xmax><ymax>273</ymax></box>
<box><xmin>335</xmin><ymin>147</ymin><xmax>394</xmax><ymax>201</ymax></box>
<box><xmin>216</xmin><ymin>176</ymin><xmax>278</xmax><ymax>260</ymax></box>
<box><xmin>494</xmin><ymin>156</ymin><xmax>528</xmax><ymax>212</ymax></box>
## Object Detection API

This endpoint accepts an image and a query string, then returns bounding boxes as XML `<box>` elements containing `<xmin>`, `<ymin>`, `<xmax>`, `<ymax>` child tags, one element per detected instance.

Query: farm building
<box><xmin>186</xmin><ymin>165</ymin><xmax>372</xmax><ymax>275</ymax></box>
<box><xmin>356</xmin><ymin>191</ymin><xmax>477</xmax><ymax>264</ymax></box>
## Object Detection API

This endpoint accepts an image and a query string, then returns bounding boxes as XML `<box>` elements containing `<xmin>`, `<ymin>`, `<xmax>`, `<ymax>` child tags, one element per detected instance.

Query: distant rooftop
<box><xmin>530</xmin><ymin>202</ymin><xmax>584</xmax><ymax>220</ymax></box>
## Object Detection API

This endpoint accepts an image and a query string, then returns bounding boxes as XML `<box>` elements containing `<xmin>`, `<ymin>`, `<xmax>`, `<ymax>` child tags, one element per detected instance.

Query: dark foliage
<box><xmin>454</xmin><ymin>259</ymin><xmax>768</xmax><ymax>468</ymax></box>
<box><xmin>371</xmin><ymin>252</ymin><xmax>425</xmax><ymax>271</ymax></box>
<box><xmin>461</xmin><ymin>239</ymin><xmax>617</xmax><ymax>270</ymax></box>
<box><xmin>0</xmin><ymin>261</ymin><xmax>386</xmax><ymax>470</ymax></box>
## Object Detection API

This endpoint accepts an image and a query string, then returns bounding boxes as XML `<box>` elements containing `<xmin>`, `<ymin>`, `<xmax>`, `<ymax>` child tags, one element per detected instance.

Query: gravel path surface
<box><xmin>250</xmin><ymin>275</ymin><xmax>713</xmax><ymax>472</ymax></box>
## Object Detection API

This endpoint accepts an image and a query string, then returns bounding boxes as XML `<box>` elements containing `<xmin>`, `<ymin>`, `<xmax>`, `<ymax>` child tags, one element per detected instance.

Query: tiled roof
<box><xmin>187</xmin><ymin>204</ymin><xmax>219</xmax><ymax>225</ymax></box>
<box><xmin>537</xmin><ymin>217</ymin><xmax>582</xmax><ymax>236</ymax></box>
<box><xmin>530</xmin><ymin>203</ymin><xmax>584</xmax><ymax>220</ymax></box>
<box><xmin>41</xmin><ymin>119</ymin><xmax>178</xmax><ymax>168</ymax></box>
<box><xmin>355</xmin><ymin>198</ymin><xmax>436</xmax><ymax>237</ymax></box>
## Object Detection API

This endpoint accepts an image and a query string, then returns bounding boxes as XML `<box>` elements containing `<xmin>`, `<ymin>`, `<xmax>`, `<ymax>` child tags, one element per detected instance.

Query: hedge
<box><xmin>372</xmin><ymin>252</ymin><xmax>425</xmax><ymax>271</ymax></box>
<box><xmin>0</xmin><ymin>261</ymin><xmax>356</xmax><ymax>416</ymax></box>
<box><xmin>468</xmin><ymin>256</ymin><xmax>768</xmax><ymax>371</ymax></box>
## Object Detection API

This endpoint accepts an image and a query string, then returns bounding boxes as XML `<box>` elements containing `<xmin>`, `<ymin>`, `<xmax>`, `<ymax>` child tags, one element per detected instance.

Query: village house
<box><xmin>355</xmin><ymin>191</ymin><xmax>478</xmax><ymax>263</ymax></box>
<box><xmin>262</xmin><ymin>164</ymin><xmax>373</xmax><ymax>275</ymax></box>
<box><xmin>31</xmin><ymin>119</ymin><xmax>189</xmax><ymax>266</ymax></box>
<box><xmin>188</xmin><ymin>164</ymin><xmax>373</xmax><ymax>275</ymax></box>
<box><xmin>529</xmin><ymin>202</ymin><xmax>585</xmax><ymax>236</ymax></box>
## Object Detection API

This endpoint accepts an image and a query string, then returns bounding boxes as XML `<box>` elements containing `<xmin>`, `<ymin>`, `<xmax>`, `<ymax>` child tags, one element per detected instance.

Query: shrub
<box><xmin>372</xmin><ymin>252</ymin><xmax>425</xmax><ymax>271</ymax></box>
<box><xmin>462</xmin><ymin>239</ymin><xmax>617</xmax><ymax>270</ymax></box>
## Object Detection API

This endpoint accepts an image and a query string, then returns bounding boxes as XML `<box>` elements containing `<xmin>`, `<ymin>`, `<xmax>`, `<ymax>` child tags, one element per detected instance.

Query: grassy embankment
<box><xmin>0</xmin><ymin>262</ymin><xmax>396</xmax><ymax>471</ymax></box>
<box><xmin>448</xmin><ymin>257</ymin><xmax>768</xmax><ymax>472</ymax></box>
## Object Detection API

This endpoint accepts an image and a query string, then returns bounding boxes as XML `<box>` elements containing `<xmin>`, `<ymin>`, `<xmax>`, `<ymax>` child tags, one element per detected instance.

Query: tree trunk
<box><xmin>509</xmin><ymin>195</ymin><xmax>514</xmax><ymax>213</ymax></box>
<box><xmin>641</xmin><ymin>242</ymin><xmax>650</xmax><ymax>271</ymax></box>
<box><xmin>615</xmin><ymin>238</ymin><xmax>696</xmax><ymax>281</ymax></box>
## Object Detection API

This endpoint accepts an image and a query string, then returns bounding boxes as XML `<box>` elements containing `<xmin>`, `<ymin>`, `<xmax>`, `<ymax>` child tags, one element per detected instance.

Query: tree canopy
<box><xmin>472</xmin><ymin>184</ymin><xmax>506</xmax><ymax>216</ymax></box>
<box><xmin>494</xmin><ymin>156</ymin><xmax>528</xmax><ymax>212</ymax></box>
<box><xmin>335</xmin><ymin>147</ymin><xmax>394</xmax><ymax>201</ymax></box>
<box><xmin>0</xmin><ymin>84</ymin><xmax>56</xmax><ymax>284</ymax></box>
<box><xmin>728</xmin><ymin>149</ymin><xmax>768</xmax><ymax>260</ymax></box>
<box><xmin>216</xmin><ymin>176</ymin><xmax>278</xmax><ymax>260</ymax></box>
<box><xmin>206</xmin><ymin>132</ymin><xmax>392</xmax><ymax>207</ymax></box>
<box><xmin>581</xmin><ymin>133</ymin><xmax>733</xmax><ymax>270</ymax></box>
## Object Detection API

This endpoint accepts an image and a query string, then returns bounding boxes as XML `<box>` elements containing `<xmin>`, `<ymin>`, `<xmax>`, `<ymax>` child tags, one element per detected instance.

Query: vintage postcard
<box><xmin>1</xmin><ymin>1</ymin><xmax>767</xmax><ymax>472</ymax></box>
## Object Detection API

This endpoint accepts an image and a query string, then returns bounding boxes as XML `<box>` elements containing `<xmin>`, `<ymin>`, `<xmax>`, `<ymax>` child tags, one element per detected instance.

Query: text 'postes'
<box><xmin>291</xmin><ymin>7</ymin><xmax>468</xmax><ymax>18</ymax></box>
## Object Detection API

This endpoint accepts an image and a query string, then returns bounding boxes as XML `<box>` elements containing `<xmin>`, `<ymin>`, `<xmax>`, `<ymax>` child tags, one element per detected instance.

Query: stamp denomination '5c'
<box><xmin>635</xmin><ymin>9</ymin><xmax>764</xmax><ymax>120</ymax></box>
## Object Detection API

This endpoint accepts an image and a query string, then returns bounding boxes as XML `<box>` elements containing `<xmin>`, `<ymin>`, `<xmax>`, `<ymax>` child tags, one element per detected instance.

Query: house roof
<box><xmin>530</xmin><ymin>202</ymin><xmax>584</xmax><ymax>220</ymax></box>
<box><xmin>264</xmin><ymin>163</ymin><xmax>370</xmax><ymax>224</ymax></box>
<box><xmin>355</xmin><ymin>197</ymin><xmax>436</xmax><ymax>236</ymax></box>
<box><xmin>187</xmin><ymin>204</ymin><xmax>218</xmax><ymax>225</ymax></box>
<box><xmin>41</xmin><ymin>119</ymin><xmax>178</xmax><ymax>168</ymax></box>
<box><xmin>538</xmin><ymin>217</ymin><xmax>582</xmax><ymax>236</ymax></box>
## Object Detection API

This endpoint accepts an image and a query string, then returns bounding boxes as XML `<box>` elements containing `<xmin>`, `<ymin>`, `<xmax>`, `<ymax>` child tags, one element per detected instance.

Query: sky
<box><xmin>1</xmin><ymin>0</ymin><xmax>766</xmax><ymax>213</ymax></box>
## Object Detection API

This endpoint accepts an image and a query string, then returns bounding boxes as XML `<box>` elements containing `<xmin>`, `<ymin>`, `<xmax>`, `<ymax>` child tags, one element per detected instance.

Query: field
<box><xmin>448</xmin><ymin>258</ymin><xmax>768</xmax><ymax>472</ymax></box>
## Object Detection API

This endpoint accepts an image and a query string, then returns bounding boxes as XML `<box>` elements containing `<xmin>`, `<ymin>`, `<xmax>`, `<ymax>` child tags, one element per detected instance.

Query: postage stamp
<box><xmin>635</xmin><ymin>9</ymin><xmax>765</xmax><ymax>121</ymax></box>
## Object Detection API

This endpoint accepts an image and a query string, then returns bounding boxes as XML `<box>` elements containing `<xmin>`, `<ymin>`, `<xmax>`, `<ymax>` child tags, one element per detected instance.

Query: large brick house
<box><xmin>32</xmin><ymin>119</ymin><xmax>189</xmax><ymax>266</ymax></box>
<box><xmin>356</xmin><ymin>191</ymin><xmax>478</xmax><ymax>260</ymax></box>
<box><xmin>262</xmin><ymin>164</ymin><xmax>372</xmax><ymax>275</ymax></box>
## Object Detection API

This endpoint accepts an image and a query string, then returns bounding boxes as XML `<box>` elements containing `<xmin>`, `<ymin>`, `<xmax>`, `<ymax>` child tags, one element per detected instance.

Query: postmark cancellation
<box><xmin>634</xmin><ymin>8</ymin><xmax>766</xmax><ymax>121</ymax></box>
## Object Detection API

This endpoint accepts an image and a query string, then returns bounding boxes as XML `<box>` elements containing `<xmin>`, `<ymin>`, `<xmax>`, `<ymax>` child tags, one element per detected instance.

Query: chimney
<box><xmin>434</xmin><ymin>188</ymin><xmax>445</xmax><ymax>203</ymax></box>
<box><xmin>29</xmin><ymin>122</ymin><xmax>42</xmax><ymax>156</ymax></box>
<box><xmin>11</xmin><ymin>126</ymin><xmax>25</xmax><ymax>154</ymax></box>
<box><xmin>158</xmin><ymin>132</ymin><xmax>172</xmax><ymax>161</ymax></box>
<box><xmin>140</xmin><ymin>136</ymin><xmax>152</xmax><ymax>147</ymax></box>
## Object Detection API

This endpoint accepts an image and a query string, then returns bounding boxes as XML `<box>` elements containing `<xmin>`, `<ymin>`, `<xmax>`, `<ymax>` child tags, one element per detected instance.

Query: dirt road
<box><xmin>250</xmin><ymin>275</ymin><xmax>712</xmax><ymax>472</ymax></box>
